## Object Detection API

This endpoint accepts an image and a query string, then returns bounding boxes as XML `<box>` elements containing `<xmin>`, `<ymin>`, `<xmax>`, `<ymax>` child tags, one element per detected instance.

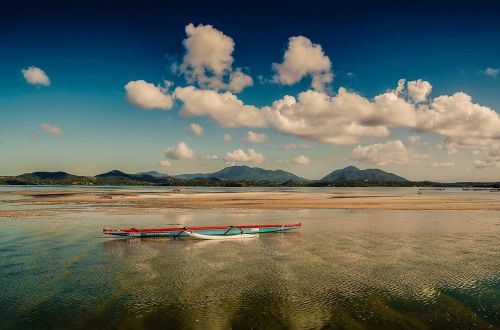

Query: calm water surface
<box><xmin>0</xmin><ymin>187</ymin><xmax>499</xmax><ymax>329</ymax></box>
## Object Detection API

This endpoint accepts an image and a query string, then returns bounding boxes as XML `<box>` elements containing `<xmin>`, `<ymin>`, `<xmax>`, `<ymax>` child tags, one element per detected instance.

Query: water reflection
<box><xmin>0</xmin><ymin>208</ymin><xmax>498</xmax><ymax>329</ymax></box>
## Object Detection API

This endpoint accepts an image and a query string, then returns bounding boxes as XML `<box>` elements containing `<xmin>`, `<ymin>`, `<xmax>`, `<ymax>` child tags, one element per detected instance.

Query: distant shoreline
<box><xmin>1</xmin><ymin>181</ymin><xmax>500</xmax><ymax>188</ymax></box>
<box><xmin>3</xmin><ymin>166</ymin><xmax>499</xmax><ymax>188</ymax></box>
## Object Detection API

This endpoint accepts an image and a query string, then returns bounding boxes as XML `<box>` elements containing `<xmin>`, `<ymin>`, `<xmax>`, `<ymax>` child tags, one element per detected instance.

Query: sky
<box><xmin>1</xmin><ymin>0</ymin><xmax>500</xmax><ymax>181</ymax></box>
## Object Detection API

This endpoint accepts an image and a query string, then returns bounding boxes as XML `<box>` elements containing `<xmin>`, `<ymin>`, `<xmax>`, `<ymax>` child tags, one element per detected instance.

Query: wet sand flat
<box><xmin>2</xmin><ymin>189</ymin><xmax>500</xmax><ymax>218</ymax></box>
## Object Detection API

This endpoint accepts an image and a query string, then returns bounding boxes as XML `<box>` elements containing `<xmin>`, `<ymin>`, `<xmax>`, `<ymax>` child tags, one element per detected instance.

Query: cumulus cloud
<box><xmin>416</xmin><ymin>92</ymin><xmax>500</xmax><ymax>147</ymax></box>
<box><xmin>128</xmin><ymin>23</ymin><xmax>500</xmax><ymax>158</ymax></box>
<box><xmin>393</xmin><ymin>78</ymin><xmax>406</xmax><ymax>96</ymax></box>
<box><xmin>202</xmin><ymin>154</ymin><xmax>219</xmax><ymax>160</ymax></box>
<box><xmin>283</xmin><ymin>143</ymin><xmax>312</xmax><ymax>150</ymax></box>
<box><xmin>224</xmin><ymin>148</ymin><xmax>264</xmax><ymax>164</ymax></box>
<box><xmin>174</xmin><ymin>82</ymin><xmax>416</xmax><ymax>144</ymax></box>
<box><xmin>173</xmin><ymin>77</ymin><xmax>500</xmax><ymax>149</ymax></box>
<box><xmin>124</xmin><ymin>80</ymin><xmax>173</xmax><ymax>110</ymax></box>
<box><xmin>291</xmin><ymin>155</ymin><xmax>311</xmax><ymax>165</ymax></box>
<box><xmin>174</xmin><ymin>86</ymin><xmax>267</xmax><ymax>128</ymax></box>
<box><xmin>407</xmin><ymin>79</ymin><xmax>432</xmax><ymax>103</ymax></box>
<box><xmin>189</xmin><ymin>123</ymin><xmax>204</xmax><ymax>136</ymax></box>
<box><xmin>430</xmin><ymin>161</ymin><xmax>455</xmax><ymax>168</ymax></box>
<box><xmin>268</xmin><ymin>88</ymin><xmax>414</xmax><ymax>144</ymax></box>
<box><xmin>272</xmin><ymin>36</ymin><xmax>332</xmax><ymax>92</ymax></box>
<box><xmin>351</xmin><ymin>140</ymin><xmax>424</xmax><ymax>166</ymax></box>
<box><xmin>177</xmin><ymin>23</ymin><xmax>252</xmax><ymax>93</ymax></box>
<box><xmin>473</xmin><ymin>146</ymin><xmax>500</xmax><ymax>169</ymax></box>
<box><xmin>40</xmin><ymin>123</ymin><xmax>62</xmax><ymax>136</ymax></box>
<box><xmin>483</xmin><ymin>67</ymin><xmax>499</xmax><ymax>77</ymax></box>
<box><xmin>223</xmin><ymin>134</ymin><xmax>233</xmax><ymax>142</ymax></box>
<box><xmin>246</xmin><ymin>130</ymin><xmax>268</xmax><ymax>143</ymax></box>
<box><xmin>159</xmin><ymin>160</ymin><xmax>172</xmax><ymax>168</ymax></box>
<box><xmin>164</xmin><ymin>142</ymin><xmax>196</xmax><ymax>160</ymax></box>
<box><xmin>22</xmin><ymin>66</ymin><xmax>50</xmax><ymax>86</ymax></box>
<box><xmin>473</xmin><ymin>159</ymin><xmax>499</xmax><ymax>169</ymax></box>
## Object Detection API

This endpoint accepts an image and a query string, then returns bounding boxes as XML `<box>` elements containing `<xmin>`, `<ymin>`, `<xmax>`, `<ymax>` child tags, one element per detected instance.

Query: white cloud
<box><xmin>291</xmin><ymin>155</ymin><xmax>311</xmax><ymax>165</ymax></box>
<box><xmin>22</xmin><ymin>66</ymin><xmax>50</xmax><ymax>86</ymax></box>
<box><xmin>272</xmin><ymin>36</ymin><xmax>332</xmax><ymax>92</ymax></box>
<box><xmin>483</xmin><ymin>67</ymin><xmax>499</xmax><ymax>77</ymax></box>
<box><xmin>223</xmin><ymin>134</ymin><xmax>233</xmax><ymax>142</ymax></box>
<box><xmin>416</xmin><ymin>92</ymin><xmax>500</xmax><ymax>147</ymax></box>
<box><xmin>177</xmin><ymin>23</ymin><xmax>252</xmax><ymax>93</ymax></box>
<box><xmin>125</xmin><ymin>23</ymin><xmax>500</xmax><ymax>161</ymax></box>
<box><xmin>407</xmin><ymin>79</ymin><xmax>432</xmax><ymax>103</ymax></box>
<box><xmin>174</xmin><ymin>82</ymin><xmax>416</xmax><ymax>145</ymax></box>
<box><xmin>268</xmin><ymin>88</ymin><xmax>415</xmax><ymax>144</ymax></box>
<box><xmin>159</xmin><ymin>160</ymin><xmax>172</xmax><ymax>168</ymax></box>
<box><xmin>246</xmin><ymin>130</ymin><xmax>268</xmax><ymax>143</ymax></box>
<box><xmin>189</xmin><ymin>123</ymin><xmax>204</xmax><ymax>136</ymax></box>
<box><xmin>164</xmin><ymin>142</ymin><xmax>196</xmax><ymax>160</ymax></box>
<box><xmin>172</xmin><ymin>76</ymin><xmax>500</xmax><ymax>150</ymax></box>
<box><xmin>174</xmin><ymin>86</ymin><xmax>267</xmax><ymax>128</ymax></box>
<box><xmin>224</xmin><ymin>148</ymin><xmax>264</xmax><ymax>164</ymax></box>
<box><xmin>430</xmin><ymin>161</ymin><xmax>455</xmax><ymax>168</ymax></box>
<box><xmin>283</xmin><ymin>143</ymin><xmax>312</xmax><ymax>150</ymax></box>
<box><xmin>124</xmin><ymin>80</ymin><xmax>173</xmax><ymax>110</ymax></box>
<box><xmin>393</xmin><ymin>79</ymin><xmax>406</xmax><ymax>95</ymax></box>
<box><xmin>474</xmin><ymin>158</ymin><xmax>500</xmax><ymax>169</ymax></box>
<box><xmin>351</xmin><ymin>140</ymin><xmax>424</xmax><ymax>166</ymax></box>
<box><xmin>202</xmin><ymin>154</ymin><xmax>219</xmax><ymax>160</ymax></box>
<box><xmin>473</xmin><ymin>146</ymin><xmax>500</xmax><ymax>169</ymax></box>
<box><xmin>40</xmin><ymin>123</ymin><xmax>62</xmax><ymax>136</ymax></box>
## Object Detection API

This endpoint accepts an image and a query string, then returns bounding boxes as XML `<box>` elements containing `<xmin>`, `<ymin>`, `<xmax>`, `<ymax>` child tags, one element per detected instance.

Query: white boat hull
<box><xmin>186</xmin><ymin>231</ymin><xmax>257</xmax><ymax>240</ymax></box>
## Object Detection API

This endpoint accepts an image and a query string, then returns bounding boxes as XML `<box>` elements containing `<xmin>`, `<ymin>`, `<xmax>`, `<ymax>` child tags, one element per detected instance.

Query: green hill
<box><xmin>176</xmin><ymin>165</ymin><xmax>308</xmax><ymax>183</ymax></box>
<box><xmin>321</xmin><ymin>166</ymin><xmax>408</xmax><ymax>182</ymax></box>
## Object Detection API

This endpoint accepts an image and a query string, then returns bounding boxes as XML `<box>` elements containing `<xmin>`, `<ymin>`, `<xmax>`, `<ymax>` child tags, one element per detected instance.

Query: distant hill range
<box><xmin>135</xmin><ymin>171</ymin><xmax>169</xmax><ymax>178</ymax></box>
<box><xmin>321</xmin><ymin>166</ymin><xmax>408</xmax><ymax>182</ymax></box>
<box><xmin>2</xmin><ymin>165</ymin><xmax>499</xmax><ymax>187</ymax></box>
<box><xmin>175</xmin><ymin>165</ymin><xmax>307</xmax><ymax>183</ymax></box>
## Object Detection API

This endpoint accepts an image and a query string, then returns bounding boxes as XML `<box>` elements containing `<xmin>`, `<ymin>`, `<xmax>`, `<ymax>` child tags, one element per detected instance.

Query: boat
<box><xmin>102</xmin><ymin>223</ymin><xmax>302</xmax><ymax>238</ymax></box>
<box><xmin>185</xmin><ymin>231</ymin><xmax>257</xmax><ymax>240</ymax></box>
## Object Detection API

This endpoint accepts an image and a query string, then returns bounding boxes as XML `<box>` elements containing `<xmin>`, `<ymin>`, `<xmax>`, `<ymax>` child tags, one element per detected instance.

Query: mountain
<box><xmin>96</xmin><ymin>170</ymin><xmax>137</xmax><ymax>179</ymax></box>
<box><xmin>18</xmin><ymin>171</ymin><xmax>81</xmax><ymax>181</ymax></box>
<box><xmin>15</xmin><ymin>171</ymin><xmax>90</xmax><ymax>185</ymax></box>
<box><xmin>96</xmin><ymin>170</ymin><xmax>167</xmax><ymax>184</ymax></box>
<box><xmin>174</xmin><ymin>172</ymin><xmax>211</xmax><ymax>180</ymax></box>
<box><xmin>176</xmin><ymin>165</ymin><xmax>308</xmax><ymax>183</ymax></box>
<box><xmin>321</xmin><ymin>166</ymin><xmax>408</xmax><ymax>182</ymax></box>
<box><xmin>3</xmin><ymin>167</ymin><xmax>499</xmax><ymax>187</ymax></box>
<box><xmin>136</xmin><ymin>171</ymin><xmax>169</xmax><ymax>178</ymax></box>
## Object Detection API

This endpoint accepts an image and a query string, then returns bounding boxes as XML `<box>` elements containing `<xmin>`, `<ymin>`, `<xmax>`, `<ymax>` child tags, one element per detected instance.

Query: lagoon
<box><xmin>0</xmin><ymin>187</ymin><xmax>499</xmax><ymax>329</ymax></box>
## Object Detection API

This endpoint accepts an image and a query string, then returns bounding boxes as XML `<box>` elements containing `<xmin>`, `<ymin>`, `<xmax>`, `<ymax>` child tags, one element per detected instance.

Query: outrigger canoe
<box><xmin>103</xmin><ymin>223</ymin><xmax>302</xmax><ymax>238</ymax></box>
<box><xmin>185</xmin><ymin>231</ymin><xmax>257</xmax><ymax>240</ymax></box>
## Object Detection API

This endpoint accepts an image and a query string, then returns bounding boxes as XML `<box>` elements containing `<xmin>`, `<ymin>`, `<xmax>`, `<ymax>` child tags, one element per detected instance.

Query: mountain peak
<box><xmin>340</xmin><ymin>166</ymin><xmax>360</xmax><ymax>171</ymax></box>
<box><xmin>19</xmin><ymin>171</ymin><xmax>75</xmax><ymax>180</ymax></box>
<box><xmin>322</xmin><ymin>166</ymin><xmax>407</xmax><ymax>182</ymax></box>
<box><xmin>176</xmin><ymin>165</ymin><xmax>307</xmax><ymax>183</ymax></box>
<box><xmin>136</xmin><ymin>171</ymin><xmax>169</xmax><ymax>178</ymax></box>
<box><xmin>97</xmin><ymin>170</ymin><xmax>127</xmax><ymax>177</ymax></box>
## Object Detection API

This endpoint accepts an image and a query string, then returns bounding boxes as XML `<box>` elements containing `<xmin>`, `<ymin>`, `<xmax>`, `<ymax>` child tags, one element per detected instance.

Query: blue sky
<box><xmin>1</xmin><ymin>1</ymin><xmax>500</xmax><ymax>181</ymax></box>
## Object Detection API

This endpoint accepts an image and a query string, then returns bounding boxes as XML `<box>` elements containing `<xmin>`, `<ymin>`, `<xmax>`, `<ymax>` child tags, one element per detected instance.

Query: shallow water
<box><xmin>0</xmin><ymin>189</ymin><xmax>499</xmax><ymax>329</ymax></box>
